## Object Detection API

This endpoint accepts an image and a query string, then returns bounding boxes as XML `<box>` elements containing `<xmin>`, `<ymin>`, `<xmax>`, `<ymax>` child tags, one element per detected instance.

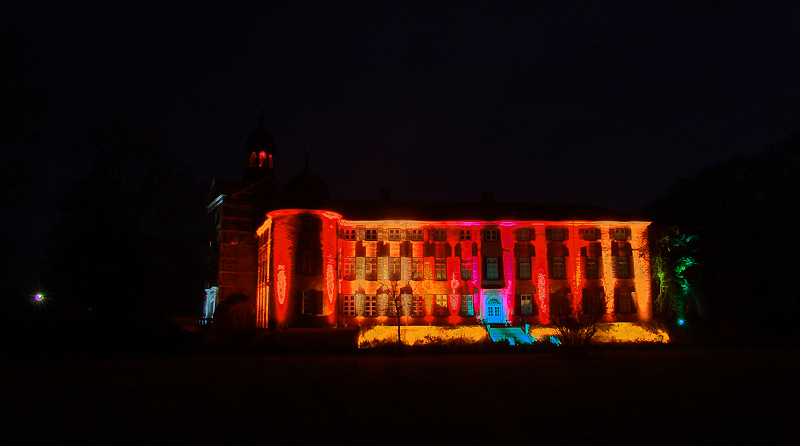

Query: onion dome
<box><xmin>280</xmin><ymin>157</ymin><xmax>331</xmax><ymax>209</ymax></box>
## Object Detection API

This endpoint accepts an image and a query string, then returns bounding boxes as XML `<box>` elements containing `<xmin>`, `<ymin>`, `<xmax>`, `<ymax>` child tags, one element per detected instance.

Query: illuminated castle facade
<box><xmin>205</xmin><ymin>120</ymin><xmax>653</xmax><ymax>330</ymax></box>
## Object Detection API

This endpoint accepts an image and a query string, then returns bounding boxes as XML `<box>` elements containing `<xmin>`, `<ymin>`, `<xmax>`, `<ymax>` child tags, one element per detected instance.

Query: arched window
<box><xmin>258</xmin><ymin>151</ymin><xmax>267</xmax><ymax>167</ymax></box>
<box><xmin>248</xmin><ymin>152</ymin><xmax>257</xmax><ymax>167</ymax></box>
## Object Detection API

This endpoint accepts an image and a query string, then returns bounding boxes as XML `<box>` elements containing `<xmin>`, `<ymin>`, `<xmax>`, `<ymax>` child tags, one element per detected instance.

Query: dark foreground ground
<box><xmin>3</xmin><ymin>347</ymin><xmax>798</xmax><ymax>445</ymax></box>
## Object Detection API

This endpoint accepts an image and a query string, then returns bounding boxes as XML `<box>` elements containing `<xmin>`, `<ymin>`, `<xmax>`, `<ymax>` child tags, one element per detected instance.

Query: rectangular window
<box><xmin>517</xmin><ymin>228</ymin><xmax>530</xmax><ymax>242</ymax></box>
<box><xmin>411</xmin><ymin>258</ymin><xmax>423</xmax><ymax>280</ymax></box>
<box><xmin>583</xmin><ymin>228</ymin><xmax>597</xmax><ymax>241</ymax></box>
<box><xmin>518</xmin><ymin>257</ymin><xmax>531</xmax><ymax>280</ymax></box>
<box><xmin>460</xmin><ymin>295</ymin><xmax>474</xmax><ymax>316</ymax></box>
<box><xmin>343</xmin><ymin>257</ymin><xmax>356</xmax><ymax>280</ymax></box>
<box><xmin>410</xmin><ymin>229</ymin><xmax>423</xmax><ymax>241</ymax></box>
<box><xmin>459</xmin><ymin>229</ymin><xmax>471</xmax><ymax>241</ymax></box>
<box><xmin>386</xmin><ymin>295</ymin><xmax>399</xmax><ymax>317</ymax></box>
<box><xmin>302</xmin><ymin>250</ymin><xmax>317</xmax><ymax>275</ymax></box>
<box><xmin>434</xmin><ymin>228</ymin><xmax>447</xmax><ymax>241</ymax></box>
<box><xmin>365</xmin><ymin>257</ymin><xmax>378</xmax><ymax>280</ymax></box>
<box><xmin>364</xmin><ymin>295</ymin><xmax>377</xmax><ymax>316</ymax></box>
<box><xmin>485</xmin><ymin>228</ymin><xmax>499</xmax><ymax>241</ymax></box>
<box><xmin>552</xmin><ymin>256</ymin><xmax>566</xmax><ymax>279</ymax></box>
<box><xmin>388</xmin><ymin>228</ymin><xmax>401</xmax><ymax>241</ymax></box>
<box><xmin>343</xmin><ymin>229</ymin><xmax>356</xmax><ymax>240</ymax></box>
<box><xmin>552</xmin><ymin>293</ymin><xmax>570</xmax><ymax>316</ymax></box>
<box><xmin>614</xmin><ymin>228</ymin><xmax>627</xmax><ymax>241</ymax></box>
<box><xmin>461</xmin><ymin>258</ymin><xmax>473</xmax><ymax>281</ymax></box>
<box><xmin>486</xmin><ymin>257</ymin><xmax>499</xmax><ymax>280</ymax></box>
<box><xmin>520</xmin><ymin>294</ymin><xmax>534</xmax><ymax>315</ymax></box>
<box><xmin>435</xmin><ymin>258</ymin><xmax>447</xmax><ymax>281</ymax></box>
<box><xmin>583</xmin><ymin>292</ymin><xmax>605</xmax><ymax>316</ymax></box>
<box><xmin>616</xmin><ymin>256</ymin><xmax>629</xmax><ymax>279</ymax></box>
<box><xmin>342</xmin><ymin>295</ymin><xmax>355</xmax><ymax>316</ymax></box>
<box><xmin>617</xmin><ymin>293</ymin><xmax>634</xmax><ymax>314</ymax></box>
<box><xmin>365</xmin><ymin>229</ymin><xmax>378</xmax><ymax>241</ymax></box>
<box><xmin>389</xmin><ymin>257</ymin><xmax>401</xmax><ymax>281</ymax></box>
<box><xmin>435</xmin><ymin>294</ymin><xmax>449</xmax><ymax>316</ymax></box>
<box><xmin>551</xmin><ymin>228</ymin><xmax>564</xmax><ymax>241</ymax></box>
<box><xmin>586</xmin><ymin>256</ymin><xmax>598</xmax><ymax>279</ymax></box>
<box><xmin>301</xmin><ymin>215</ymin><xmax>320</xmax><ymax>231</ymax></box>
<box><xmin>412</xmin><ymin>295</ymin><xmax>424</xmax><ymax>317</ymax></box>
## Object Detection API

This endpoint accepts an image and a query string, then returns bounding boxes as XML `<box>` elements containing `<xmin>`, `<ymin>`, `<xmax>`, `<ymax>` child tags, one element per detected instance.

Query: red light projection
<box><xmin>255</xmin><ymin>212</ymin><xmax>651</xmax><ymax>330</ymax></box>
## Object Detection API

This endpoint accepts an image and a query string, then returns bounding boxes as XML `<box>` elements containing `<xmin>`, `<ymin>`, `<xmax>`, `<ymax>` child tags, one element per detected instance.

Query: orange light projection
<box><xmin>254</xmin><ymin>211</ymin><xmax>652</xmax><ymax>331</ymax></box>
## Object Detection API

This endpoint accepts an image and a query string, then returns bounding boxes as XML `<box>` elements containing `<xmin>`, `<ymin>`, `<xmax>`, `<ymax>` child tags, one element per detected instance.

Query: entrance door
<box><xmin>485</xmin><ymin>297</ymin><xmax>504</xmax><ymax>324</ymax></box>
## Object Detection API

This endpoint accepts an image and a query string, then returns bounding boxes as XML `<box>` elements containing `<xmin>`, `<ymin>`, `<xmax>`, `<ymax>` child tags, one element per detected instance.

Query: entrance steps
<box><xmin>486</xmin><ymin>326</ymin><xmax>535</xmax><ymax>345</ymax></box>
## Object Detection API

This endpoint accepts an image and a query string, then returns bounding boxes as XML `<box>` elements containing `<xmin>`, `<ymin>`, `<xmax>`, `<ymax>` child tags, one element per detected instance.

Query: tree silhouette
<box><xmin>47</xmin><ymin>115</ymin><xmax>204</xmax><ymax>320</ymax></box>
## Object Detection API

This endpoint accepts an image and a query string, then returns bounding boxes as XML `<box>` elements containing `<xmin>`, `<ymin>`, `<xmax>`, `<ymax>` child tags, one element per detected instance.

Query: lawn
<box><xmin>3</xmin><ymin>347</ymin><xmax>797</xmax><ymax>444</ymax></box>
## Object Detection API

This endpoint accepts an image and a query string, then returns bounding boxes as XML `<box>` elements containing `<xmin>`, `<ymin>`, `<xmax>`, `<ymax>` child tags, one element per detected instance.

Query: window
<box><xmin>486</xmin><ymin>257</ymin><xmax>499</xmax><ymax>280</ymax></box>
<box><xmin>412</xmin><ymin>295</ymin><xmax>424</xmax><ymax>317</ymax></box>
<box><xmin>365</xmin><ymin>257</ymin><xmax>378</xmax><ymax>280</ymax></box>
<box><xmin>517</xmin><ymin>228</ymin><xmax>530</xmax><ymax>242</ymax></box>
<box><xmin>434</xmin><ymin>228</ymin><xmax>447</xmax><ymax>241</ymax></box>
<box><xmin>520</xmin><ymin>294</ymin><xmax>534</xmax><ymax>315</ymax></box>
<box><xmin>435</xmin><ymin>295</ymin><xmax>449</xmax><ymax>316</ymax></box>
<box><xmin>461</xmin><ymin>258</ymin><xmax>473</xmax><ymax>281</ymax></box>
<box><xmin>389</xmin><ymin>257</ymin><xmax>401</xmax><ymax>280</ymax></box>
<box><xmin>582</xmin><ymin>292</ymin><xmax>605</xmax><ymax>316</ymax></box>
<box><xmin>302</xmin><ymin>250</ymin><xmax>317</xmax><ymax>275</ymax></box>
<box><xmin>518</xmin><ymin>257</ymin><xmax>531</xmax><ymax>280</ymax></box>
<box><xmin>364</xmin><ymin>295</ymin><xmax>377</xmax><ymax>316</ymax></box>
<box><xmin>583</xmin><ymin>228</ymin><xmax>597</xmax><ymax>241</ymax></box>
<box><xmin>301</xmin><ymin>216</ymin><xmax>320</xmax><ymax>231</ymax></box>
<box><xmin>552</xmin><ymin>257</ymin><xmax>566</xmax><ymax>279</ymax></box>
<box><xmin>459</xmin><ymin>229</ymin><xmax>471</xmax><ymax>241</ymax></box>
<box><xmin>343</xmin><ymin>229</ymin><xmax>356</xmax><ymax>240</ymax></box>
<box><xmin>387</xmin><ymin>295</ymin><xmax>399</xmax><ymax>317</ymax></box>
<box><xmin>302</xmin><ymin>290</ymin><xmax>321</xmax><ymax>315</ymax></box>
<box><xmin>551</xmin><ymin>294</ymin><xmax>570</xmax><ymax>316</ymax></box>
<box><xmin>550</xmin><ymin>228</ymin><xmax>564</xmax><ymax>241</ymax></box>
<box><xmin>586</xmin><ymin>256</ymin><xmax>599</xmax><ymax>279</ymax></box>
<box><xmin>461</xmin><ymin>294</ymin><xmax>474</xmax><ymax>316</ymax></box>
<box><xmin>365</xmin><ymin>229</ymin><xmax>378</xmax><ymax>241</ymax></box>
<box><xmin>343</xmin><ymin>257</ymin><xmax>356</xmax><ymax>280</ymax></box>
<box><xmin>388</xmin><ymin>228</ymin><xmax>401</xmax><ymax>241</ymax></box>
<box><xmin>616</xmin><ymin>256</ymin><xmax>629</xmax><ymax>279</ymax></box>
<box><xmin>485</xmin><ymin>228</ymin><xmax>499</xmax><ymax>241</ymax></box>
<box><xmin>614</xmin><ymin>228</ymin><xmax>627</xmax><ymax>241</ymax></box>
<box><xmin>412</xmin><ymin>258</ymin><xmax>423</xmax><ymax>280</ymax></box>
<box><xmin>342</xmin><ymin>295</ymin><xmax>355</xmax><ymax>316</ymax></box>
<box><xmin>410</xmin><ymin>229</ymin><xmax>424</xmax><ymax>241</ymax></box>
<box><xmin>617</xmin><ymin>293</ymin><xmax>635</xmax><ymax>314</ymax></box>
<box><xmin>435</xmin><ymin>258</ymin><xmax>447</xmax><ymax>281</ymax></box>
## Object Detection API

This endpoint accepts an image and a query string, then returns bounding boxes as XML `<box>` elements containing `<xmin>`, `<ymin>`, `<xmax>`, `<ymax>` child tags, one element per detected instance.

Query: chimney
<box><xmin>482</xmin><ymin>190</ymin><xmax>494</xmax><ymax>203</ymax></box>
<box><xmin>380</xmin><ymin>188</ymin><xmax>392</xmax><ymax>201</ymax></box>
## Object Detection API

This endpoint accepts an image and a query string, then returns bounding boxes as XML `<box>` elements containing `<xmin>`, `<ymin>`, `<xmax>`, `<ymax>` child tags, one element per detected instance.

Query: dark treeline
<box><xmin>645</xmin><ymin>129</ymin><xmax>800</xmax><ymax>340</ymax></box>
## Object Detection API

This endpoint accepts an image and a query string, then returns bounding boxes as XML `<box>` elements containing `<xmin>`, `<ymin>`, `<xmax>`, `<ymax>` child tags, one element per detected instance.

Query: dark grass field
<box><xmin>3</xmin><ymin>347</ymin><xmax>798</xmax><ymax>445</ymax></box>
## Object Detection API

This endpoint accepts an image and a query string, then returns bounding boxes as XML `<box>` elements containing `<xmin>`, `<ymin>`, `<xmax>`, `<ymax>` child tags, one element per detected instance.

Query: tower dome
<box><xmin>280</xmin><ymin>157</ymin><xmax>331</xmax><ymax>209</ymax></box>
<box><xmin>243</xmin><ymin>116</ymin><xmax>276</xmax><ymax>183</ymax></box>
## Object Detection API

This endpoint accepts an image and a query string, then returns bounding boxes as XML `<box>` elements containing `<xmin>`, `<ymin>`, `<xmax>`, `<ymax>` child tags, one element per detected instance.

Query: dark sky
<box><xmin>7</xmin><ymin>1</ymin><xmax>800</xmax><ymax>217</ymax></box>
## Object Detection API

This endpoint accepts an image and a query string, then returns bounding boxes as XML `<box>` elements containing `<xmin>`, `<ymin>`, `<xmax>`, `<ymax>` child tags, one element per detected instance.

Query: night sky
<box><xmin>7</xmin><ymin>1</ymin><xmax>800</xmax><ymax>221</ymax></box>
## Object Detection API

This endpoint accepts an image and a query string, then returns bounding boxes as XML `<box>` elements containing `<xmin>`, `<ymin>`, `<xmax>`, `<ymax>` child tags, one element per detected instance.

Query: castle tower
<box><xmin>242</xmin><ymin>116</ymin><xmax>276</xmax><ymax>184</ymax></box>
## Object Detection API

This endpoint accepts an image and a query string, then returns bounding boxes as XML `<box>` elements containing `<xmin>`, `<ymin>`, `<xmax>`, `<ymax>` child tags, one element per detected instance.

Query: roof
<box><xmin>324</xmin><ymin>199</ymin><xmax>635</xmax><ymax>222</ymax></box>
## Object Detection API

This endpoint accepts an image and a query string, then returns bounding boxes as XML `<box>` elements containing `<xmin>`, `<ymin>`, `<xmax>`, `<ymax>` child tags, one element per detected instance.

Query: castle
<box><xmin>204</xmin><ymin>119</ymin><xmax>655</xmax><ymax>341</ymax></box>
